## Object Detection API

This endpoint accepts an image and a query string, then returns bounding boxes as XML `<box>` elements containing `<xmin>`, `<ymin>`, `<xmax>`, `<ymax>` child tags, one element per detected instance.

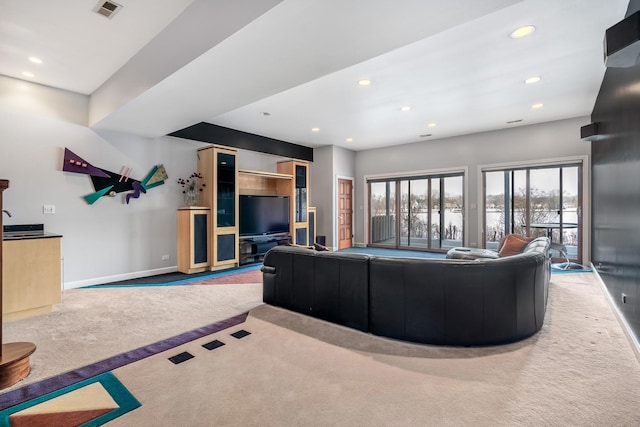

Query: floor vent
<box><xmin>93</xmin><ymin>0</ymin><xmax>122</xmax><ymax>19</ymax></box>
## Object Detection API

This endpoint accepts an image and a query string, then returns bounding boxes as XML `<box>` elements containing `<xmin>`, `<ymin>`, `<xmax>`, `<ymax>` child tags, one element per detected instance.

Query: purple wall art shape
<box><xmin>62</xmin><ymin>148</ymin><xmax>110</xmax><ymax>178</ymax></box>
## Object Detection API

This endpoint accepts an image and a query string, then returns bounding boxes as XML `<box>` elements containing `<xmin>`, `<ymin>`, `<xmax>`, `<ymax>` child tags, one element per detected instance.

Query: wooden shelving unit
<box><xmin>277</xmin><ymin>160</ymin><xmax>310</xmax><ymax>246</ymax></box>
<box><xmin>184</xmin><ymin>147</ymin><xmax>313</xmax><ymax>272</ymax></box>
<box><xmin>197</xmin><ymin>146</ymin><xmax>239</xmax><ymax>270</ymax></box>
<box><xmin>238</xmin><ymin>169</ymin><xmax>292</xmax><ymax>196</ymax></box>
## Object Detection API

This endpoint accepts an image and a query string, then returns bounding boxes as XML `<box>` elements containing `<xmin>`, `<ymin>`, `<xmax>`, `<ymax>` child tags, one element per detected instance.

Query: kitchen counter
<box><xmin>3</xmin><ymin>234</ymin><xmax>62</xmax><ymax>321</ymax></box>
<box><xmin>3</xmin><ymin>231</ymin><xmax>63</xmax><ymax>241</ymax></box>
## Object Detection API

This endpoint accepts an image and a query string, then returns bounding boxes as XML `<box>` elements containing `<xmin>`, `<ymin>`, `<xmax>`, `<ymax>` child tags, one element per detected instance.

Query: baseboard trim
<box><xmin>591</xmin><ymin>263</ymin><xmax>640</xmax><ymax>363</ymax></box>
<box><xmin>63</xmin><ymin>266</ymin><xmax>178</xmax><ymax>290</ymax></box>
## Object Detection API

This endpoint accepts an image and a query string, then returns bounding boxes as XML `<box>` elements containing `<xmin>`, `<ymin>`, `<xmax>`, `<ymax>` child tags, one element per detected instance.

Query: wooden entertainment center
<box><xmin>177</xmin><ymin>145</ymin><xmax>314</xmax><ymax>273</ymax></box>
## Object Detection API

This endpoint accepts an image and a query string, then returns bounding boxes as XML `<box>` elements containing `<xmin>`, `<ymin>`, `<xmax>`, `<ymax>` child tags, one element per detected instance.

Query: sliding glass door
<box><xmin>370</xmin><ymin>182</ymin><xmax>396</xmax><ymax>245</ymax></box>
<box><xmin>483</xmin><ymin>163</ymin><xmax>582</xmax><ymax>262</ymax></box>
<box><xmin>369</xmin><ymin>173</ymin><xmax>464</xmax><ymax>251</ymax></box>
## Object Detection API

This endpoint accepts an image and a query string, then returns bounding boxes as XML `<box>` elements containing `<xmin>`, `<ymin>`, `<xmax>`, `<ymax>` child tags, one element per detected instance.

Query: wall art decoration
<box><xmin>62</xmin><ymin>148</ymin><xmax>167</xmax><ymax>205</ymax></box>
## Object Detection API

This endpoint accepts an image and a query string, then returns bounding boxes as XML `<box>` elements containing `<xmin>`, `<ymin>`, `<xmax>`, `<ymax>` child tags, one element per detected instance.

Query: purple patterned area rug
<box><xmin>0</xmin><ymin>312</ymin><xmax>248</xmax><ymax>411</ymax></box>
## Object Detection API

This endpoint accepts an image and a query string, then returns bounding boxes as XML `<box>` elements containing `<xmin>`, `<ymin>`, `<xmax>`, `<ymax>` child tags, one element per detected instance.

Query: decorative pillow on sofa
<box><xmin>498</xmin><ymin>234</ymin><xmax>532</xmax><ymax>257</ymax></box>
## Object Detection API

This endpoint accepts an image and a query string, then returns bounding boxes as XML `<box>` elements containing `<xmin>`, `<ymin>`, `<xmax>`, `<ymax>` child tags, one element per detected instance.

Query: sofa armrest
<box><xmin>260</xmin><ymin>265</ymin><xmax>276</xmax><ymax>274</ymax></box>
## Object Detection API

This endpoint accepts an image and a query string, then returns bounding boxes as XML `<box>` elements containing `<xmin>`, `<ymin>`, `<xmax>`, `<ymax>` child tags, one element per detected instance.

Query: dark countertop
<box><xmin>3</xmin><ymin>231</ymin><xmax>63</xmax><ymax>241</ymax></box>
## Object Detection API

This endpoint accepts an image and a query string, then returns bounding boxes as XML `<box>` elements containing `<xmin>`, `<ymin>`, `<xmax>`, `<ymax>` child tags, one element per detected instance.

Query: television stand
<box><xmin>239</xmin><ymin>233</ymin><xmax>291</xmax><ymax>265</ymax></box>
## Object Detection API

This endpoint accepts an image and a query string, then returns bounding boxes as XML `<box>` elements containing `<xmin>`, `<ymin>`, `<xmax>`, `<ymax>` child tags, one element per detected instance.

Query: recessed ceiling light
<box><xmin>311</xmin><ymin>128</ymin><xmax>320</xmax><ymax>132</ymax></box>
<box><xmin>400</xmin><ymin>106</ymin><xmax>412</xmax><ymax>112</ymax></box>
<box><xmin>21</xmin><ymin>71</ymin><xmax>34</xmax><ymax>78</ymax></box>
<box><xmin>28</xmin><ymin>57</ymin><xmax>42</xmax><ymax>64</ymax></box>
<box><xmin>346</xmin><ymin>138</ymin><xmax>353</xmax><ymax>142</ymax></box>
<box><xmin>260</xmin><ymin>112</ymin><xmax>270</xmax><ymax>116</ymax></box>
<box><xmin>510</xmin><ymin>25</ymin><xmax>535</xmax><ymax>39</ymax></box>
<box><xmin>357</xmin><ymin>79</ymin><xmax>371</xmax><ymax>86</ymax></box>
<box><xmin>427</xmin><ymin>123</ymin><xmax>436</xmax><ymax>128</ymax></box>
<box><xmin>525</xmin><ymin>76</ymin><xmax>541</xmax><ymax>84</ymax></box>
<box><xmin>531</xmin><ymin>103</ymin><xmax>544</xmax><ymax>109</ymax></box>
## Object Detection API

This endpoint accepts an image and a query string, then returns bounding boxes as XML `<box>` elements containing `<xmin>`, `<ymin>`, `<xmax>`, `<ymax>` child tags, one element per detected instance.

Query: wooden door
<box><xmin>338</xmin><ymin>178</ymin><xmax>353</xmax><ymax>249</ymax></box>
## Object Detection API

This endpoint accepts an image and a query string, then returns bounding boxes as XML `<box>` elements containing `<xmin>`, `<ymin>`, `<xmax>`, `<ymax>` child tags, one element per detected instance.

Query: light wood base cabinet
<box><xmin>177</xmin><ymin>207</ymin><xmax>210</xmax><ymax>274</ymax></box>
<box><xmin>2</xmin><ymin>237</ymin><xmax>62</xmax><ymax>321</ymax></box>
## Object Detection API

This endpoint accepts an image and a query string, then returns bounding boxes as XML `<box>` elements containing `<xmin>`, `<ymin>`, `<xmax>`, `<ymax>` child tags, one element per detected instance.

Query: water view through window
<box><xmin>369</xmin><ymin>173</ymin><xmax>464</xmax><ymax>251</ymax></box>
<box><xmin>483</xmin><ymin>164</ymin><xmax>582</xmax><ymax>262</ymax></box>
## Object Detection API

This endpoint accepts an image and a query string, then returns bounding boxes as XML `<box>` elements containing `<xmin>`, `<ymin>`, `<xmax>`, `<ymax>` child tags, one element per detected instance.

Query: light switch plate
<box><xmin>43</xmin><ymin>205</ymin><xmax>55</xmax><ymax>214</ymax></box>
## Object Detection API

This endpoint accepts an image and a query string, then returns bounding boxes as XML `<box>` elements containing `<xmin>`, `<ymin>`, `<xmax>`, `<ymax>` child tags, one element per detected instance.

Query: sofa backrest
<box><xmin>262</xmin><ymin>241</ymin><xmax>550</xmax><ymax>346</ymax></box>
<box><xmin>262</xmin><ymin>246</ymin><xmax>370</xmax><ymax>331</ymax></box>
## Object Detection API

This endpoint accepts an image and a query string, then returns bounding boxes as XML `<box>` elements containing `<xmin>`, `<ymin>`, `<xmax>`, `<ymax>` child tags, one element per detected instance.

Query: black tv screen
<box><xmin>239</xmin><ymin>195</ymin><xmax>290</xmax><ymax>236</ymax></box>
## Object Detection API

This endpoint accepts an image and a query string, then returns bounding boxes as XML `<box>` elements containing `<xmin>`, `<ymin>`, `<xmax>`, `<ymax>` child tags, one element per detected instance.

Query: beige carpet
<box><xmin>3</xmin><ymin>272</ymin><xmax>640</xmax><ymax>426</ymax></box>
<box><xmin>104</xmin><ymin>272</ymin><xmax>640</xmax><ymax>426</ymax></box>
<box><xmin>1</xmin><ymin>283</ymin><xmax>263</xmax><ymax>392</ymax></box>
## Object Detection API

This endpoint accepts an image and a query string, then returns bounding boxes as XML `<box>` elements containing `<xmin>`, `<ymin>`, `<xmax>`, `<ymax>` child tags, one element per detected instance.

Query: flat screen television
<box><xmin>239</xmin><ymin>195</ymin><xmax>290</xmax><ymax>237</ymax></box>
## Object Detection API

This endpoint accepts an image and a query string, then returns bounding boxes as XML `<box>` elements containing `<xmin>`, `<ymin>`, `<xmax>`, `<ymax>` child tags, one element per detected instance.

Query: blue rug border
<box><xmin>81</xmin><ymin>264</ymin><xmax>263</xmax><ymax>288</ymax></box>
<box><xmin>0</xmin><ymin>372</ymin><xmax>140</xmax><ymax>427</ymax></box>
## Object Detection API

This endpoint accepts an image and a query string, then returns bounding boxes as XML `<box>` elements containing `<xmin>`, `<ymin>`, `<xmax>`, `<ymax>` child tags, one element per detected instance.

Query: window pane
<box><xmin>399</xmin><ymin>180</ymin><xmax>409</xmax><ymax>246</ymax></box>
<box><xmin>529</xmin><ymin>168</ymin><xmax>561</xmax><ymax>239</ymax></box>
<box><xmin>562</xmin><ymin>166</ymin><xmax>579</xmax><ymax>259</ymax></box>
<box><xmin>431</xmin><ymin>178</ymin><xmax>441</xmax><ymax>249</ymax></box>
<box><xmin>408</xmin><ymin>179</ymin><xmax>428</xmax><ymax>248</ymax></box>
<box><xmin>370</xmin><ymin>182</ymin><xmax>396</xmax><ymax>244</ymax></box>
<box><xmin>442</xmin><ymin>176</ymin><xmax>463</xmax><ymax>249</ymax></box>
<box><xmin>484</xmin><ymin>171</ymin><xmax>505</xmax><ymax>250</ymax></box>
<box><xmin>512</xmin><ymin>170</ymin><xmax>527</xmax><ymax>236</ymax></box>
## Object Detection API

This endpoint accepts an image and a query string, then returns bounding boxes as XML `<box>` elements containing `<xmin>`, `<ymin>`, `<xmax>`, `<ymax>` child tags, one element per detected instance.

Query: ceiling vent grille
<box><xmin>93</xmin><ymin>0</ymin><xmax>122</xmax><ymax>19</ymax></box>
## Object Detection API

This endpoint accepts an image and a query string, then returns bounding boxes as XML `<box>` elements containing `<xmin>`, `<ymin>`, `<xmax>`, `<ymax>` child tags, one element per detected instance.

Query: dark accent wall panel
<box><xmin>168</xmin><ymin>122</ymin><xmax>313</xmax><ymax>162</ymax></box>
<box><xmin>591</xmin><ymin>64</ymin><xmax>640</xmax><ymax>341</ymax></box>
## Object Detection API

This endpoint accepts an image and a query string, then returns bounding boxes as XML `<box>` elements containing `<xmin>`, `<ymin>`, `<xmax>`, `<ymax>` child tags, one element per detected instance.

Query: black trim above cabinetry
<box><xmin>169</xmin><ymin>122</ymin><xmax>313</xmax><ymax>162</ymax></box>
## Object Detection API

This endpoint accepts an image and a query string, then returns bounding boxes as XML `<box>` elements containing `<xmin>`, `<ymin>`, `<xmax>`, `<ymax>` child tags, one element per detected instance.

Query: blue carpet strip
<box><xmin>0</xmin><ymin>312</ymin><xmax>248</xmax><ymax>411</ymax></box>
<box><xmin>81</xmin><ymin>264</ymin><xmax>263</xmax><ymax>288</ymax></box>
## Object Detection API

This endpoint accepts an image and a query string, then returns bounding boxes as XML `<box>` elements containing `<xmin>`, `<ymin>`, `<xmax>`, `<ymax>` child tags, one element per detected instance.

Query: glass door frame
<box><xmin>367</xmin><ymin>170</ymin><xmax>466</xmax><ymax>252</ymax></box>
<box><xmin>481</xmin><ymin>159</ymin><xmax>585</xmax><ymax>264</ymax></box>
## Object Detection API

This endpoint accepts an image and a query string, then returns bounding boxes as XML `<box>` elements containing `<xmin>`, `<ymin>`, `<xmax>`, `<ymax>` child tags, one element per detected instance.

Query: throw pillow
<box><xmin>498</xmin><ymin>234</ymin><xmax>531</xmax><ymax>257</ymax></box>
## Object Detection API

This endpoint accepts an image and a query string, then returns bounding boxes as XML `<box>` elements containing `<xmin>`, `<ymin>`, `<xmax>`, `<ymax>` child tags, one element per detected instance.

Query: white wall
<box><xmin>310</xmin><ymin>146</ymin><xmax>334</xmax><ymax>247</ymax></box>
<box><xmin>353</xmin><ymin>116</ymin><xmax>591</xmax><ymax>255</ymax></box>
<box><xmin>0</xmin><ymin>75</ymin><xmax>202</xmax><ymax>288</ymax></box>
<box><xmin>308</xmin><ymin>145</ymin><xmax>356</xmax><ymax>249</ymax></box>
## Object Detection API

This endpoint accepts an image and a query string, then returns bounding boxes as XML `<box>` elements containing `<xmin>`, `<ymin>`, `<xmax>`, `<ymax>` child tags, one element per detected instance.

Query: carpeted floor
<box><xmin>107</xmin><ymin>272</ymin><xmax>640</xmax><ymax>426</ymax></box>
<box><xmin>2</xmin><ymin>269</ymin><xmax>639</xmax><ymax>425</ymax></box>
<box><xmin>1</xmin><ymin>283</ymin><xmax>264</xmax><ymax>393</ymax></box>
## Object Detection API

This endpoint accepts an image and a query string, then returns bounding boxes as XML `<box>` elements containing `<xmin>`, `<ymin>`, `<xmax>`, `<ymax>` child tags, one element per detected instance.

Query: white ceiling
<box><xmin>0</xmin><ymin>0</ymin><xmax>629</xmax><ymax>151</ymax></box>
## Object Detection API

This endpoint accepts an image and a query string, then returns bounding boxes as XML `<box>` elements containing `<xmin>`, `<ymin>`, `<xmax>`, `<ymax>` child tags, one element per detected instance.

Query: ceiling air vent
<box><xmin>93</xmin><ymin>0</ymin><xmax>122</xmax><ymax>19</ymax></box>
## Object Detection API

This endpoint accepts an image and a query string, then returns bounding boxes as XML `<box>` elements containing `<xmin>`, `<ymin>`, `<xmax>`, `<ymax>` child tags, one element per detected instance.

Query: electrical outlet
<box><xmin>622</xmin><ymin>293</ymin><xmax>627</xmax><ymax>304</ymax></box>
<box><xmin>161</xmin><ymin>255</ymin><xmax>170</xmax><ymax>261</ymax></box>
<box><xmin>43</xmin><ymin>205</ymin><xmax>55</xmax><ymax>214</ymax></box>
